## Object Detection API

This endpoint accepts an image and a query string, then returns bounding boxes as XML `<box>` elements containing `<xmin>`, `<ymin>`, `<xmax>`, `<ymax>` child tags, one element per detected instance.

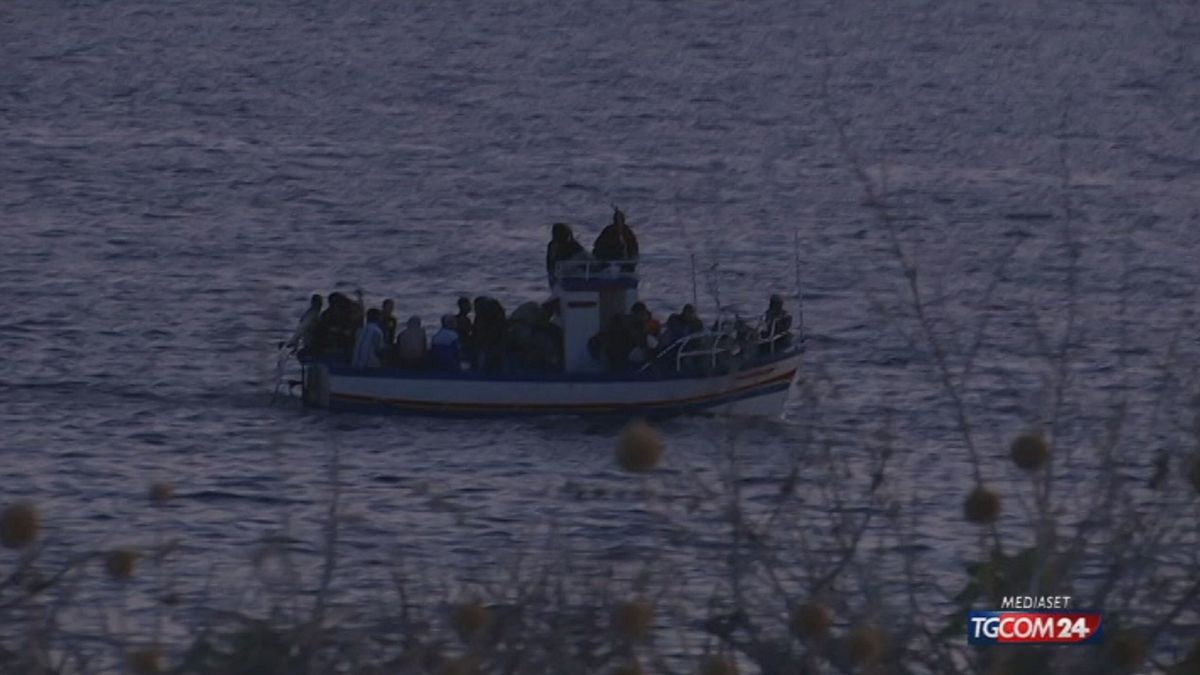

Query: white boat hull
<box><xmin>302</xmin><ymin>353</ymin><xmax>801</xmax><ymax>418</ymax></box>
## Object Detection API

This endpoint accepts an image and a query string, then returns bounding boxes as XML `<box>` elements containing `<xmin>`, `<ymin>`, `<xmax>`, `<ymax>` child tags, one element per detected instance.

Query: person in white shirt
<box><xmin>351</xmin><ymin>308</ymin><xmax>385</xmax><ymax>369</ymax></box>
<box><xmin>430</xmin><ymin>315</ymin><xmax>463</xmax><ymax>372</ymax></box>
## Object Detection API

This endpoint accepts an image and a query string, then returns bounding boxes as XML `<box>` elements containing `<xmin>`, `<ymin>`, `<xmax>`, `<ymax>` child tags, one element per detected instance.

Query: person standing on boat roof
<box><xmin>379</xmin><ymin>299</ymin><xmax>398</xmax><ymax>343</ymax></box>
<box><xmin>430</xmin><ymin>314</ymin><xmax>463</xmax><ymax>372</ymax></box>
<box><xmin>287</xmin><ymin>294</ymin><xmax>322</xmax><ymax>353</ymax></box>
<box><xmin>397</xmin><ymin>316</ymin><xmax>428</xmax><ymax>369</ymax></box>
<box><xmin>591</xmin><ymin>207</ymin><xmax>639</xmax><ymax>271</ymax></box>
<box><xmin>546</xmin><ymin>222</ymin><xmax>587</xmax><ymax>286</ymax></box>
<box><xmin>351</xmin><ymin>308</ymin><xmax>385</xmax><ymax>369</ymax></box>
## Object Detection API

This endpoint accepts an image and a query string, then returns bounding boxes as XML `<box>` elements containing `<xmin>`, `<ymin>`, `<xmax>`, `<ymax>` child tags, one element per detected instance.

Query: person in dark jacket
<box><xmin>594</xmin><ymin>302</ymin><xmax>653</xmax><ymax>371</ymax></box>
<box><xmin>454</xmin><ymin>296</ymin><xmax>474</xmax><ymax>361</ymax></box>
<box><xmin>287</xmin><ymin>294</ymin><xmax>323</xmax><ymax>353</ymax></box>
<box><xmin>380</xmin><ymin>299</ymin><xmax>398</xmax><ymax>344</ymax></box>
<box><xmin>454</xmin><ymin>296</ymin><xmax>473</xmax><ymax>337</ymax></box>
<box><xmin>396</xmin><ymin>315</ymin><xmax>428</xmax><ymax>369</ymax></box>
<box><xmin>546</xmin><ymin>222</ymin><xmax>587</xmax><ymax>286</ymax></box>
<box><xmin>761</xmin><ymin>294</ymin><xmax>793</xmax><ymax>352</ymax></box>
<box><xmin>674</xmin><ymin>304</ymin><xmax>707</xmax><ymax>371</ymax></box>
<box><xmin>591</xmin><ymin>208</ymin><xmax>639</xmax><ymax>270</ymax></box>
<box><xmin>680</xmin><ymin>304</ymin><xmax>704</xmax><ymax>335</ymax></box>
<box><xmin>658</xmin><ymin>313</ymin><xmax>687</xmax><ymax>353</ymax></box>
<box><xmin>312</xmin><ymin>292</ymin><xmax>358</xmax><ymax>360</ymax></box>
<box><xmin>473</xmin><ymin>296</ymin><xmax>507</xmax><ymax>373</ymax></box>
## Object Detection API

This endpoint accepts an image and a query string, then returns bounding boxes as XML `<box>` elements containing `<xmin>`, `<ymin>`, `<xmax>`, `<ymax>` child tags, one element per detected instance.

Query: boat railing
<box><xmin>674</xmin><ymin>331</ymin><xmax>734</xmax><ymax>371</ymax></box>
<box><xmin>634</xmin><ymin>323</ymin><xmax>741</xmax><ymax>374</ymax></box>
<box><xmin>754</xmin><ymin>315</ymin><xmax>797</xmax><ymax>356</ymax></box>
<box><xmin>637</xmin><ymin>312</ymin><xmax>800</xmax><ymax>374</ymax></box>
<box><xmin>554</xmin><ymin>258</ymin><xmax>639</xmax><ymax>282</ymax></box>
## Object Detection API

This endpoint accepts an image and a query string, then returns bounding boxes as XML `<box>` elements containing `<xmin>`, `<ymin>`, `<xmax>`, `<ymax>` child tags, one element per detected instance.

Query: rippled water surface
<box><xmin>3</xmin><ymin>0</ymin><xmax>1199</xmax><ymax>651</ymax></box>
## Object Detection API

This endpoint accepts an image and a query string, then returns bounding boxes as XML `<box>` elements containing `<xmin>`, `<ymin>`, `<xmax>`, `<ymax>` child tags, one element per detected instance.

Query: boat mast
<box><xmin>793</xmin><ymin>227</ymin><xmax>806</xmax><ymax>341</ymax></box>
<box><xmin>689</xmin><ymin>252</ymin><xmax>699</xmax><ymax>309</ymax></box>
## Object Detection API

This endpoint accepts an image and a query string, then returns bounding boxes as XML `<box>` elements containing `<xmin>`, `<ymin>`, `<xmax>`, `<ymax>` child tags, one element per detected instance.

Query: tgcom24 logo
<box><xmin>967</xmin><ymin>597</ymin><xmax>1103</xmax><ymax>645</ymax></box>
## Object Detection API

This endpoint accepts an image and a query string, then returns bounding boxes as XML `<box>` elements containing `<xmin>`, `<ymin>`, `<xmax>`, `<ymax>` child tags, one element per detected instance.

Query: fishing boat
<box><xmin>291</xmin><ymin>257</ymin><xmax>803</xmax><ymax>418</ymax></box>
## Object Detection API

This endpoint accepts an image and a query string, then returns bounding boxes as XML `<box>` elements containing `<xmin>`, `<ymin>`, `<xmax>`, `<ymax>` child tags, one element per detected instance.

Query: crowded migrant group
<box><xmin>288</xmin><ymin>292</ymin><xmax>549</xmax><ymax>373</ymax></box>
<box><xmin>287</xmin><ymin>208</ymin><xmax>794</xmax><ymax>374</ymax></box>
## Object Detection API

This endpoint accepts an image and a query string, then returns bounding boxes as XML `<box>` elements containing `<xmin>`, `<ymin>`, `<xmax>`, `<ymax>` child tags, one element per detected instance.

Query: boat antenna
<box><xmin>706</xmin><ymin>257</ymin><xmax>723</xmax><ymax>316</ymax></box>
<box><xmin>793</xmin><ymin>227</ymin><xmax>806</xmax><ymax>341</ymax></box>
<box><xmin>689</xmin><ymin>252</ymin><xmax>699</xmax><ymax>309</ymax></box>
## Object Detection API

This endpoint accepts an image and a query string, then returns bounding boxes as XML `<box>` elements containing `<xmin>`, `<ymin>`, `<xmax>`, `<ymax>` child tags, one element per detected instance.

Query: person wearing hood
<box><xmin>508</xmin><ymin>300</ymin><xmax>556</xmax><ymax>370</ymax></box>
<box><xmin>430</xmin><ymin>314</ymin><xmax>463</xmax><ymax>372</ymax></box>
<box><xmin>546</xmin><ymin>222</ymin><xmax>587</xmax><ymax>286</ymax></box>
<box><xmin>396</xmin><ymin>315</ymin><xmax>428</xmax><ymax>369</ymax></box>
<box><xmin>761</xmin><ymin>294</ymin><xmax>793</xmax><ymax>352</ymax></box>
<box><xmin>473</xmin><ymin>296</ymin><xmax>507</xmax><ymax>373</ymax></box>
<box><xmin>313</xmin><ymin>292</ymin><xmax>357</xmax><ymax>360</ymax></box>
<box><xmin>674</xmin><ymin>304</ymin><xmax>707</xmax><ymax>371</ymax></box>
<box><xmin>591</xmin><ymin>208</ymin><xmax>639</xmax><ymax>270</ymax></box>
<box><xmin>591</xmin><ymin>302</ymin><xmax>654</xmax><ymax>371</ymax></box>
<box><xmin>680</xmin><ymin>304</ymin><xmax>704</xmax><ymax>335</ymax></box>
<box><xmin>351</xmin><ymin>308</ymin><xmax>386</xmax><ymax>369</ymax></box>
<box><xmin>657</xmin><ymin>312</ymin><xmax>687</xmax><ymax>354</ymax></box>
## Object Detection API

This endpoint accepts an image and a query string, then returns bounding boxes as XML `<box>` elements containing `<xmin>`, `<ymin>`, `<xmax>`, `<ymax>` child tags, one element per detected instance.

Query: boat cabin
<box><xmin>551</xmin><ymin>259</ymin><xmax>640</xmax><ymax>374</ymax></box>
